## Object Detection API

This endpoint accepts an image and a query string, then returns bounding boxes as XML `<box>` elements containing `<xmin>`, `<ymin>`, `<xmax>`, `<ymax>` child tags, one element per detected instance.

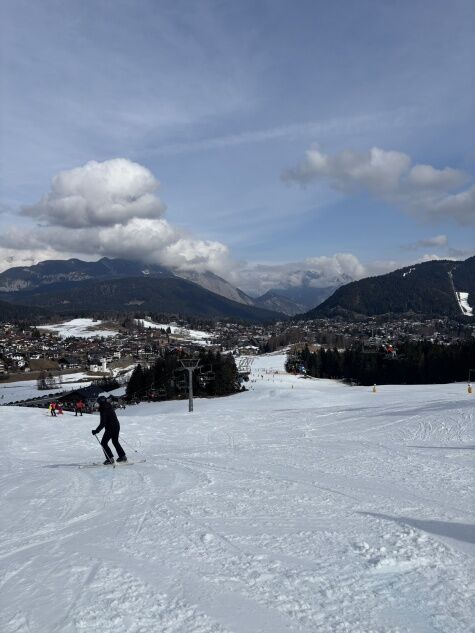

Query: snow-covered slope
<box><xmin>38</xmin><ymin>318</ymin><xmax>118</xmax><ymax>338</ymax></box>
<box><xmin>456</xmin><ymin>291</ymin><xmax>473</xmax><ymax>316</ymax></box>
<box><xmin>134</xmin><ymin>318</ymin><xmax>215</xmax><ymax>342</ymax></box>
<box><xmin>1</xmin><ymin>355</ymin><xmax>473</xmax><ymax>632</ymax></box>
<box><xmin>0</xmin><ymin>373</ymin><xmax>91</xmax><ymax>404</ymax></box>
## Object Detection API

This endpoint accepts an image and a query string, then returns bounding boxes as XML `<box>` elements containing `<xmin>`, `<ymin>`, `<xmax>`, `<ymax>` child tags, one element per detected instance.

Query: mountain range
<box><xmin>0</xmin><ymin>255</ymin><xmax>473</xmax><ymax>323</ymax></box>
<box><xmin>0</xmin><ymin>257</ymin><xmax>336</xmax><ymax>318</ymax></box>
<box><xmin>0</xmin><ymin>276</ymin><xmax>282</xmax><ymax>321</ymax></box>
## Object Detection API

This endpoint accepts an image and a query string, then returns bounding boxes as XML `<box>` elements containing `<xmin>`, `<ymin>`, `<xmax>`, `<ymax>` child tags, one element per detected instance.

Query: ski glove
<box><xmin>91</xmin><ymin>429</ymin><xmax>98</xmax><ymax>435</ymax></box>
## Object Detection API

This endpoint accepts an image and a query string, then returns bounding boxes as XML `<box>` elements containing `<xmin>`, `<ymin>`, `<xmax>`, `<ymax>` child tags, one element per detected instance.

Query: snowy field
<box><xmin>37</xmin><ymin>318</ymin><xmax>118</xmax><ymax>338</ymax></box>
<box><xmin>0</xmin><ymin>373</ymin><xmax>91</xmax><ymax>404</ymax></box>
<box><xmin>36</xmin><ymin>317</ymin><xmax>215</xmax><ymax>344</ymax></box>
<box><xmin>135</xmin><ymin>318</ymin><xmax>216</xmax><ymax>342</ymax></box>
<box><xmin>1</xmin><ymin>354</ymin><xmax>474</xmax><ymax>632</ymax></box>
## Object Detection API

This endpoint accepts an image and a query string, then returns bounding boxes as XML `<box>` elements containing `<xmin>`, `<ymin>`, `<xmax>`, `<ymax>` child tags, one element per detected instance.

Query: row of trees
<box><xmin>126</xmin><ymin>349</ymin><xmax>242</xmax><ymax>401</ymax></box>
<box><xmin>287</xmin><ymin>340</ymin><xmax>475</xmax><ymax>385</ymax></box>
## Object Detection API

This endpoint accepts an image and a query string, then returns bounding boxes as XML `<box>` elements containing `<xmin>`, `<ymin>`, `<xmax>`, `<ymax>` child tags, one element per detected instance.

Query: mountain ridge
<box><xmin>303</xmin><ymin>256</ymin><xmax>475</xmax><ymax>319</ymax></box>
<box><xmin>0</xmin><ymin>276</ymin><xmax>282</xmax><ymax>322</ymax></box>
<box><xmin>0</xmin><ymin>256</ymin><xmax>331</xmax><ymax>315</ymax></box>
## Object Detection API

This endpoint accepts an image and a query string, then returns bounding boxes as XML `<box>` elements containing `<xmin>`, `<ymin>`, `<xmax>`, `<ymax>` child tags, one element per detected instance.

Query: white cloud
<box><xmin>0</xmin><ymin>218</ymin><xmax>232</xmax><ymax>276</ymax></box>
<box><xmin>0</xmin><ymin>247</ymin><xmax>89</xmax><ymax>273</ymax></box>
<box><xmin>408</xmin><ymin>164</ymin><xmax>467</xmax><ymax>190</ymax></box>
<box><xmin>429</xmin><ymin>185</ymin><xmax>475</xmax><ymax>225</ymax></box>
<box><xmin>1</xmin><ymin>159</ymin><xmax>233</xmax><ymax>277</ymax></box>
<box><xmin>160</xmin><ymin>238</ymin><xmax>231</xmax><ymax>274</ymax></box>
<box><xmin>23</xmin><ymin>159</ymin><xmax>166</xmax><ymax>228</ymax></box>
<box><xmin>403</xmin><ymin>234</ymin><xmax>448</xmax><ymax>250</ymax></box>
<box><xmin>234</xmin><ymin>253</ymin><xmax>367</xmax><ymax>296</ymax></box>
<box><xmin>283</xmin><ymin>147</ymin><xmax>411</xmax><ymax>195</ymax></box>
<box><xmin>303</xmin><ymin>253</ymin><xmax>366</xmax><ymax>281</ymax></box>
<box><xmin>283</xmin><ymin>146</ymin><xmax>474</xmax><ymax>224</ymax></box>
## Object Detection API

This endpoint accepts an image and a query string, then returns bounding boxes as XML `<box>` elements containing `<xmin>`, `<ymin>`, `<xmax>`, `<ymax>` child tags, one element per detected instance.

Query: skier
<box><xmin>75</xmin><ymin>399</ymin><xmax>85</xmax><ymax>416</ymax></box>
<box><xmin>57</xmin><ymin>402</ymin><xmax>64</xmax><ymax>415</ymax></box>
<box><xmin>49</xmin><ymin>401</ymin><xmax>56</xmax><ymax>417</ymax></box>
<box><xmin>91</xmin><ymin>396</ymin><xmax>127</xmax><ymax>465</ymax></box>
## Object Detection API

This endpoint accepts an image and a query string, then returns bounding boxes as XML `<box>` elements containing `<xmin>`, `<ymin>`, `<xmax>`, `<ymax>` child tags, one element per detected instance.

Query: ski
<box><xmin>79</xmin><ymin>459</ymin><xmax>146</xmax><ymax>469</ymax></box>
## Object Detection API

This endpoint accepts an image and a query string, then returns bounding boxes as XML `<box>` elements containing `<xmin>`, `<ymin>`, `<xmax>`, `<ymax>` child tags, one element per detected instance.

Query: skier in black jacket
<box><xmin>92</xmin><ymin>396</ymin><xmax>127</xmax><ymax>465</ymax></box>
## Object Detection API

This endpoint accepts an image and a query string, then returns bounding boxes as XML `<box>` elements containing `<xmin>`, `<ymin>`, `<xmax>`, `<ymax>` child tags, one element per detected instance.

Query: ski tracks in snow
<box><xmin>1</xmin><ymin>356</ymin><xmax>474</xmax><ymax>632</ymax></box>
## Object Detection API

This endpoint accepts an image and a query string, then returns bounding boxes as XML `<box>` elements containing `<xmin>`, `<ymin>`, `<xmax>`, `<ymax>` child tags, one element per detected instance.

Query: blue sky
<box><xmin>0</xmin><ymin>0</ymin><xmax>474</xmax><ymax>293</ymax></box>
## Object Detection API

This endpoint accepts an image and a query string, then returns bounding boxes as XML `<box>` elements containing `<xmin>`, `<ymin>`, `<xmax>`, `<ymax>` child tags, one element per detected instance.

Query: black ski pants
<box><xmin>101</xmin><ymin>427</ymin><xmax>125</xmax><ymax>460</ymax></box>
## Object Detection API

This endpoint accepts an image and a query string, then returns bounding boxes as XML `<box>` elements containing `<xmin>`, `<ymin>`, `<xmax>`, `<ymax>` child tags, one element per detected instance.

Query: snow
<box><xmin>402</xmin><ymin>267</ymin><xmax>415</xmax><ymax>278</ymax></box>
<box><xmin>1</xmin><ymin>354</ymin><xmax>474</xmax><ymax>632</ymax></box>
<box><xmin>455</xmin><ymin>291</ymin><xmax>473</xmax><ymax>317</ymax></box>
<box><xmin>37</xmin><ymin>318</ymin><xmax>118</xmax><ymax>338</ymax></box>
<box><xmin>135</xmin><ymin>318</ymin><xmax>215</xmax><ymax>342</ymax></box>
<box><xmin>0</xmin><ymin>373</ymin><xmax>91</xmax><ymax>404</ymax></box>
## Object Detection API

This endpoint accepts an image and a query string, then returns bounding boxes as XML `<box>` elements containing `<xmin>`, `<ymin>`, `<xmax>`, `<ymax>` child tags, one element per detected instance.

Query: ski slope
<box><xmin>37</xmin><ymin>318</ymin><xmax>118</xmax><ymax>338</ymax></box>
<box><xmin>1</xmin><ymin>354</ymin><xmax>474</xmax><ymax>632</ymax></box>
<box><xmin>134</xmin><ymin>318</ymin><xmax>215</xmax><ymax>342</ymax></box>
<box><xmin>0</xmin><ymin>373</ymin><xmax>91</xmax><ymax>404</ymax></box>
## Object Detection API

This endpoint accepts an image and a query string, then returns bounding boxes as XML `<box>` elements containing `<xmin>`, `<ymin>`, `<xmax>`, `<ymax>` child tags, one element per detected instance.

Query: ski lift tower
<box><xmin>236</xmin><ymin>356</ymin><xmax>254</xmax><ymax>378</ymax></box>
<box><xmin>179</xmin><ymin>358</ymin><xmax>201</xmax><ymax>412</ymax></box>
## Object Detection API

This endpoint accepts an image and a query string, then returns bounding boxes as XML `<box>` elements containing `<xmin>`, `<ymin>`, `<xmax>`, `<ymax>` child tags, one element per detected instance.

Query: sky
<box><xmin>0</xmin><ymin>0</ymin><xmax>474</xmax><ymax>295</ymax></box>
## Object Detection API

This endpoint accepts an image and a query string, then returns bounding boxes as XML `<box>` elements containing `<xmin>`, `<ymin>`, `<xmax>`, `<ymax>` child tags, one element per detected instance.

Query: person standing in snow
<box><xmin>75</xmin><ymin>399</ymin><xmax>85</xmax><ymax>416</ymax></box>
<box><xmin>91</xmin><ymin>396</ymin><xmax>127</xmax><ymax>465</ymax></box>
<box><xmin>49</xmin><ymin>402</ymin><xmax>56</xmax><ymax>417</ymax></box>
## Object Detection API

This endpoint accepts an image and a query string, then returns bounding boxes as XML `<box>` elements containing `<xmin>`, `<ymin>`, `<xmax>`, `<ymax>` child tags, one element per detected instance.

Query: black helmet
<box><xmin>96</xmin><ymin>395</ymin><xmax>108</xmax><ymax>405</ymax></box>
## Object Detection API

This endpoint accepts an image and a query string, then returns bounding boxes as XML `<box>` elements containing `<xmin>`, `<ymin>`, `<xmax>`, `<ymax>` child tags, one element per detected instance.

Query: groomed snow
<box><xmin>135</xmin><ymin>318</ymin><xmax>215</xmax><ymax>342</ymax></box>
<box><xmin>37</xmin><ymin>318</ymin><xmax>118</xmax><ymax>338</ymax></box>
<box><xmin>456</xmin><ymin>291</ymin><xmax>473</xmax><ymax>317</ymax></box>
<box><xmin>1</xmin><ymin>354</ymin><xmax>474</xmax><ymax>632</ymax></box>
<box><xmin>0</xmin><ymin>373</ymin><xmax>91</xmax><ymax>404</ymax></box>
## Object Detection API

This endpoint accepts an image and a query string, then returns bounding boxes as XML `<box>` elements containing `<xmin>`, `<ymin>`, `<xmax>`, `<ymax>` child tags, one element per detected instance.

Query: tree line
<box><xmin>287</xmin><ymin>340</ymin><xmax>475</xmax><ymax>385</ymax></box>
<box><xmin>126</xmin><ymin>349</ymin><xmax>242</xmax><ymax>401</ymax></box>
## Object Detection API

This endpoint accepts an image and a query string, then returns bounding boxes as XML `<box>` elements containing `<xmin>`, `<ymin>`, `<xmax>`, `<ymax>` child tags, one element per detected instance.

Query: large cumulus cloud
<box><xmin>2</xmin><ymin>159</ymin><xmax>232</xmax><ymax>276</ymax></box>
<box><xmin>283</xmin><ymin>146</ymin><xmax>474</xmax><ymax>225</ymax></box>
<box><xmin>23</xmin><ymin>159</ymin><xmax>166</xmax><ymax>228</ymax></box>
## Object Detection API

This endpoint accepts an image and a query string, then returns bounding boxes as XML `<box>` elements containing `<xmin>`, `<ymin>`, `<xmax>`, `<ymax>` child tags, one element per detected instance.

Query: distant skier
<box><xmin>75</xmin><ymin>399</ymin><xmax>85</xmax><ymax>416</ymax></box>
<box><xmin>49</xmin><ymin>402</ymin><xmax>56</xmax><ymax>417</ymax></box>
<box><xmin>91</xmin><ymin>396</ymin><xmax>127</xmax><ymax>465</ymax></box>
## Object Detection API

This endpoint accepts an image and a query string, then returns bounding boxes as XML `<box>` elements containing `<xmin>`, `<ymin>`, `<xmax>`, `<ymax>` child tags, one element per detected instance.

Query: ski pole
<box><xmin>121</xmin><ymin>435</ymin><xmax>144</xmax><ymax>459</ymax></box>
<box><xmin>94</xmin><ymin>433</ymin><xmax>114</xmax><ymax>465</ymax></box>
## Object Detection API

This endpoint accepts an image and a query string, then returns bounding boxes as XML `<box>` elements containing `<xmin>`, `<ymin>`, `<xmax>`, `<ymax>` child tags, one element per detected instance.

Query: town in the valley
<box><xmin>1</xmin><ymin>313</ymin><xmax>474</xmax><ymax>409</ymax></box>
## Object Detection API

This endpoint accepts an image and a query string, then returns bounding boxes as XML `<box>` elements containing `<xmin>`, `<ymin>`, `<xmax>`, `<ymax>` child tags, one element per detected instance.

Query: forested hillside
<box><xmin>288</xmin><ymin>340</ymin><xmax>475</xmax><ymax>385</ymax></box>
<box><xmin>305</xmin><ymin>257</ymin><xmax>475</xmax><ymax>318</ymax></box>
